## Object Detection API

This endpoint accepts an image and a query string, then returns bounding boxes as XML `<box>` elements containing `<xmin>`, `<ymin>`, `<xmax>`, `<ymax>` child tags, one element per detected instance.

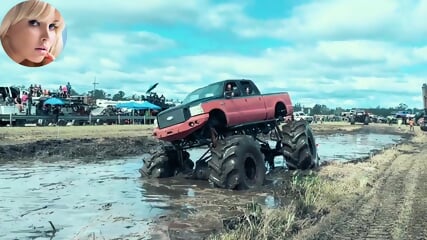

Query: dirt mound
<box><xmin>0</xmin><ymin>137</ymin><xmax>158</xmax><ymax>163</ymax></box>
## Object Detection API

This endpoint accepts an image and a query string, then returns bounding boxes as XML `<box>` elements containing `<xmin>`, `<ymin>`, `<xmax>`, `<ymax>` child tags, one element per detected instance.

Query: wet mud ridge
<box><xmin>299</xmin><ymin>142</ymin><xmax>427</xmax><ymax>240</ymax></box>
<box><xmin>0</xmin><ymin>137</ymin><xmax>158</xmax><ymax>163</ymax></box>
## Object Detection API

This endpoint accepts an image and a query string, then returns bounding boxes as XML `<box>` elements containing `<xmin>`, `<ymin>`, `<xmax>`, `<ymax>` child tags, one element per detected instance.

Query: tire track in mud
<box><xmin>334</xmin><ymin>148</ymin><xmax>416</xmax><ymax>240</ymax></box>
<box><xmin>405</xmin><ymin>147</ymin><xmax>427</xmax><ymax>240</ymax></box>
<box><xmin>299</xmin><ymin>145</ymin><xmax>427</xmax><ymax>240</ymax></box>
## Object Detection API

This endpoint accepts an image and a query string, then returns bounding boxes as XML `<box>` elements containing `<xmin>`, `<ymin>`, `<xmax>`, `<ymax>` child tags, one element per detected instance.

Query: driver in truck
<box><xmin>224</xmin><ymin>83</ymin><xmax>234</xmax><ymax>97</ymax></box>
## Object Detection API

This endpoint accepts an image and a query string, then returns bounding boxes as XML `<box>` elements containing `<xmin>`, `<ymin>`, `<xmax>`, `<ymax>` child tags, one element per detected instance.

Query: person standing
<box><xmin>409</xmin><ymin>118</ymin><xmax>415</xmax><ymax>132</ymax></box>
<box><xmin>66</xmin><ymin>82</ymin><xmax>72</xmax><ymax>97</ymax></box>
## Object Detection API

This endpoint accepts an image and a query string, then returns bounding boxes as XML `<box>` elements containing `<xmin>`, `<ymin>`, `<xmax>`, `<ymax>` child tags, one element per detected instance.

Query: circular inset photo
<box><xmin>0</xmin><ymin>0</ymin><xmax>66</xmax><ymax>67</ymax></box>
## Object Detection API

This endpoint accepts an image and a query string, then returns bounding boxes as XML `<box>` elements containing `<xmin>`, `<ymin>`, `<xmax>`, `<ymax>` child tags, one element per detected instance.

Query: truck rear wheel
<box><xmin>208</xmin><ymin>135</ymin><xmax>266</xmax><ymax>190</ymax></box>
<box><xmin>364</xmin><ymin>115</ymin><xmax>369</xmax><ymax>125</ymax></box>
<box><xmin>350</xmin><ymin>116</ymin><xmax>355</xmax><ymax>125</ymax></box>
<box><xmin>281</xmin><ymin>121</ymin><xmax>317</xmax><ymax>170</ymax></box>
<box><xmin>139</xmin><ymin>146</ymin><xmax>193</xmax><ymax>178</ymax></box>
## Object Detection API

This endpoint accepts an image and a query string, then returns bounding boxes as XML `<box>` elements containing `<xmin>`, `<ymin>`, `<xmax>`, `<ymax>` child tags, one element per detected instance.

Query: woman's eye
<box><xmin>49</xmin><ymin>24</ymin><xmax>57</xmax><ymax>31</ymax></box>
<box><xmin>28</xmin><ymin>20</ymin><xmax>39</xmax><ymax>26</ymax></box>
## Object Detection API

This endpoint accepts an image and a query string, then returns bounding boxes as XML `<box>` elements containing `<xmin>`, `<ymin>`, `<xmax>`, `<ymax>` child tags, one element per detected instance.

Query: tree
<box><xmin>131</xmin><ymin>94</ymin><xmax>139</xmax><ymax>100</ymax></box>
<box><xmin>396</xmin><ymin>103</ymin><xmax>408</xmax><ymax>111</ymax></box>
<box><xmin>312</xmin><ymin>104</ymin><xmax>322</xmax><ymax>115</ymax></box>
<box><xmin>312</xmin><ymin>104</ymin><xmax>331</xmax><ymax>115</ymax></box>
<box><xmin>293</xmin><ymin>103</ymin><xmax>302</xmax><ymax>112</ymax></box>
<box><xmin>88</xmin><ymin>89</ymin><xmax>107</xmax><ymax>99</ymax></box>
<box><xmin>112</xmin><ymin>91</ymin><xmax>126</xmax><ymax>101</ymax></box>
<box><xmin>334</xmin><ymin>107</ymin><xmax>345</xmax><ymax>116</ymax></box>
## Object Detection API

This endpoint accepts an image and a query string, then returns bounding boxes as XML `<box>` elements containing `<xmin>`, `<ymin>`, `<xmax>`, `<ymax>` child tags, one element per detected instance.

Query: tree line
<box><xmin>294</xmin><ymin>103</ymin><xmax>422</xmax><ymax>117</ymax></box>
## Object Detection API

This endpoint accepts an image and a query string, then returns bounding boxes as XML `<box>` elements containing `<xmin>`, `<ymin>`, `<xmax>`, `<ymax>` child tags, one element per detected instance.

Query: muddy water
<box><xmin>0</xmin><ymin>157</ymin><xmax>157</xmax><ymax>239</ymax></box>
<box><xmin>0</xmin><ymin>133</ymin><xmax>403</xmax><ymax>239</ymax></box>
<box><xmin>315</xmin><ymin>132</ymin><xmax>402</xmax><ymax>162</ymax></box>
<box><xmin>187</xmin><ymin>133</ymin><xmax>402</xmax><ymax>167</ymax></box>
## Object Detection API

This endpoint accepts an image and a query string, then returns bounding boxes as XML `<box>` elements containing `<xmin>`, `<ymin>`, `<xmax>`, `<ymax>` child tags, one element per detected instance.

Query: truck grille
<box><xmin>157</xmin><ymin>108</ymin><xmax>190</xmax><ymax>129</ymax></box>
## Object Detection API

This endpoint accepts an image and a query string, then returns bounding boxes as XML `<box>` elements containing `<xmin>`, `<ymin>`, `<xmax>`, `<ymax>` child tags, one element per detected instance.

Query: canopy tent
<box><xmin>43</xmin><ymin>97</ymin><xmax>64</xmax><ymax>105</ymax></box>
<box><xmin>115</xmin><ymin>101</ymin><xmax>161</xmax><ymax>125</ymax></box>
<box><xmin>116</xmin><ymin>101</ymin><xmax>161</xmax><ymax>110</ymax></box>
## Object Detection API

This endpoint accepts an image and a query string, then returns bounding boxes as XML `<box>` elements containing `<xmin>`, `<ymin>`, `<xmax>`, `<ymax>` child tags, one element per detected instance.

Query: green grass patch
<box><xmin>209</xmin><ymin>171</ymin><xmax>325</xmax><ymax>240</ymax></box>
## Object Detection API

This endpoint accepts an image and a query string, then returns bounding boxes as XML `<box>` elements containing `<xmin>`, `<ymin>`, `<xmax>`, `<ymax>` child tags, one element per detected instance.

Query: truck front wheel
<box><xmin>208</xmin><ymin>135</ymin><xmax>266</xmax><ymax>190</ymax></box>
<box><xmin>139</xmin><ymin>145</ymin><xmax>193</xmax><ymax>178</ymax></box>
<box><xmin>281</xmin><ymin>121</ymin><xmax>318</xmax><ymax>170</ymax></box>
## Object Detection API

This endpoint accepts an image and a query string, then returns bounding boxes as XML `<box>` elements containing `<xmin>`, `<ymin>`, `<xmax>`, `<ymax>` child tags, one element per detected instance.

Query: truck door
<box><xmin>242</xmin><ymin>95</ymin><xmax>266</xmax><ymax>122</ymax></box>
<box><xmin>219</xmin><ymin>81</ymin><xmax>245</xmax><ymax>126</ymax></box>
<box><xmin>240</xmin><ymin>81</ymin><xmax>266</xmax><ymax>122</ymax></box>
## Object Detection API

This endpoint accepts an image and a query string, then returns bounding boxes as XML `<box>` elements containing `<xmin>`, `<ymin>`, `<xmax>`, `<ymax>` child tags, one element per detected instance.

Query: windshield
<box><xmin>182</xmin><ymin>82</ymin><xmax>223</xmax><ymax>104</ymax></box>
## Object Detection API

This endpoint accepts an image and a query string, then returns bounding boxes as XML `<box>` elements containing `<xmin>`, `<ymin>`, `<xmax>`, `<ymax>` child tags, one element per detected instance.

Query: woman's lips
<box><xmin>35</xmin><ymin>48</ymin><xmax>47</xmax><ymax>55</ymax></box>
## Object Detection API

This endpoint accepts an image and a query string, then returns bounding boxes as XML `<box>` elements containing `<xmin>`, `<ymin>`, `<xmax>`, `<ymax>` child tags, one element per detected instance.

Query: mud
<box><xmin>0</xmin><ymin>123</ymin><xmax>420</xmax><ymax>240</ymax></box>
<box><xmin>0</xmin><ymin>137</ymin><xmax>157</xmax><ymax>163</ymax></box>
<box><xmin>293</xmin><ymin>138</ymin><xmax>427</xmax><ymax>240</ymax></box>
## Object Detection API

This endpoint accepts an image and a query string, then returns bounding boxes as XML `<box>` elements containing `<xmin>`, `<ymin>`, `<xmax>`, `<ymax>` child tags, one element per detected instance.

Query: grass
<box><xmin>208</xmin><ymin>168</ymin><xmax>371</xmax><ymax>240</ymax></box>
<box><xmin>0</xmin><ymin>124</ymin><xmax>155</xmax><ymax>143</ymax></box>
<box><xmin>208</xmin><ymin>171</ymin><xmax>325</xmax><ymax>240</ymax></box>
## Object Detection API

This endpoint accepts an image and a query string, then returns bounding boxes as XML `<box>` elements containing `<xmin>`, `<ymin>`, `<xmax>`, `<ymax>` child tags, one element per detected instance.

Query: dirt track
<box><xmin>294</xmin><ymin>130</ymin><xmax>427</xmax><ymax>240</ymax></box>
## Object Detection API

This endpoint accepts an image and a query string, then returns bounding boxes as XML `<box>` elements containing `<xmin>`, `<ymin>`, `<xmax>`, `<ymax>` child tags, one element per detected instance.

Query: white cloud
<box><xmin>1</xmin><ymin>0</ymin><xmax>426</xmax><ymax>109</ymax></box>
<box><xmin>99</xmin><ymin>58</ymin><xmax>120</xmax><ymax>70</ymax></box>
<box><xmin>231</xmin><ymin>0</ymin><xmax>427</xmax><ymax>42</ymax></box>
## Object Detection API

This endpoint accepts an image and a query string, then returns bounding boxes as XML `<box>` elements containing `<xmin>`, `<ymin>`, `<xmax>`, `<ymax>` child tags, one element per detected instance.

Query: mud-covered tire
<box><xmin>364</xmin><ymin>115</ymin><xmax>370</xmax><ymax>125</ymax></box>
<box><xmin>208</xmin><ymin>135</ymin><xmax>266</xmax><ymax>190</ymax></box>
<box><xmin>281</xmin><ymin>120</ymin><xmax>318</xmax><ymax>170</ymax></box>
<box><xmin>139</xmin><ymin>145</ymin><xmax>193</xmax><ymax>178</ymax></box>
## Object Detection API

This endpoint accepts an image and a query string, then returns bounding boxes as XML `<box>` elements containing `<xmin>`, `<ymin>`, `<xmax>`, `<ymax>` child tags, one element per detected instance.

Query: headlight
<box><xmin>189</xmin><ymin>104</ymin><xmax>204</xmax><ymax>116</ymax></box>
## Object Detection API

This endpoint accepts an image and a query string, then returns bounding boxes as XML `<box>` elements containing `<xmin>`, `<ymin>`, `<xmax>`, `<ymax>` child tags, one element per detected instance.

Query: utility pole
<box><xmin>92</xmin><ymin>77</ymin><xmax>99</xmax><ymax>105</ymax></box>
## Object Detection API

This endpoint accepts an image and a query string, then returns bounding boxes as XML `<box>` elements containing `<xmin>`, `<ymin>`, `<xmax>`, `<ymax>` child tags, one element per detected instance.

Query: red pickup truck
<box><xmin>153</xmin><ymin>79</ymin><xmax>293</xmax><ymax>143</ymax></box>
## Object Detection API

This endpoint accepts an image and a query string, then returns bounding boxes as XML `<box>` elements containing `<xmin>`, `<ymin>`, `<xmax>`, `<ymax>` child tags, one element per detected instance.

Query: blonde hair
<box><xmin>0</xmin><ymin>0</ymin><xmax>65</xmax><ymax>64</ymax></box>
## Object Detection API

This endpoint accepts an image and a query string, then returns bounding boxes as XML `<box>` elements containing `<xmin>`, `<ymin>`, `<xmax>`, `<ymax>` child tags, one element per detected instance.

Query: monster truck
<box><xmin>140</xmin><ymin>79</ymin><xmax>318</xmax><ymax>190</ymax></box>
<box><xmin>349</xmin><ymin>109</ymin><xmax>370</xmax><ymax>125</ymax></box>
<box><xmin>421</xmin><ymin>83</ymin><xmax>427</xmax><ymax>131</ymax></box>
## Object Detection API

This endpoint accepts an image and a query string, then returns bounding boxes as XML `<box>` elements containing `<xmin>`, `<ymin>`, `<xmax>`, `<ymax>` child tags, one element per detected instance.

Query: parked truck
<box><xmin>348</xmin><ymin>109</ymin><xmax>370</xmax><ymax>125</ymax></box>
<box><xmin>140</xmin><ymin>79</ymin><xmax>318</xmax><ymax>190</ymax></box>
<box><xmin>293</xmin><ymin>111</ymin><xmax>314</xmax><ymax>123</ymax></box>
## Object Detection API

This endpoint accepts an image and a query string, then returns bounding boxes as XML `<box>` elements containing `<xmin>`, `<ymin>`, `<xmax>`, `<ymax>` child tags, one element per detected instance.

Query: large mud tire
<box><xmin>208</xmin><ymin>135</ymin><xmax>266</xmax><ymax>190</ymax></box>
<box><xmin>350</xmin><ymin>116</ymin><xmax>355</xmax><ymax>125</ymax></box>
<box><xmin>364</xmin><ymin>115</ymin><xmax>370</xmax><ymax>125</ymax></box>
<box><xmin>139</xmin><ymin>145</ymin><xmax>193</xmax><ymax>178</ymax></box>
<box><xmin>281</xmin><ymin>120</ymin><xmax>318</xmax><ymax>170</ymax></box>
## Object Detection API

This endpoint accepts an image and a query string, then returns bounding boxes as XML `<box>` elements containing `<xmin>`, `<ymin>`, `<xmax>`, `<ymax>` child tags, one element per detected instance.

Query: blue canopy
<box><xmin>44</xmin><ymin>97</ymin><xmax>64</xmax><ymax>105</ymax></box>
<box><xmin>116</xmin><ymin>101</ymin><xmax>161</xmax><ymax>110</ymax></box>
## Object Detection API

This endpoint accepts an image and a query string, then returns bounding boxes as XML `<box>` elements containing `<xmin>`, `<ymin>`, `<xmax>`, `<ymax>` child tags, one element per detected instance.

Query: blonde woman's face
<box><xmin>6</xmin><ymin>11</ymin><xmax>59</xmax><ymax>63</ymax></box>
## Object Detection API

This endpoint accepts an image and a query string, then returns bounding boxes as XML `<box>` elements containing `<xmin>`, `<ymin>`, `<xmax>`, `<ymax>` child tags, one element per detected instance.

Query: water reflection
<box><xmin>0</xmin><ymin>157</ymin><xmax>155</xmax><ymax>239</ymax></box>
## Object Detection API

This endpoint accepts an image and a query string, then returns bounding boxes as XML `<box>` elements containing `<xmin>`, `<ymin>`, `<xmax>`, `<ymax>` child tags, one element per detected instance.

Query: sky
<box><xmin>0</xmin><ymin>0</ymin><xmax>426</xmax><ymax>109</ymax></box>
